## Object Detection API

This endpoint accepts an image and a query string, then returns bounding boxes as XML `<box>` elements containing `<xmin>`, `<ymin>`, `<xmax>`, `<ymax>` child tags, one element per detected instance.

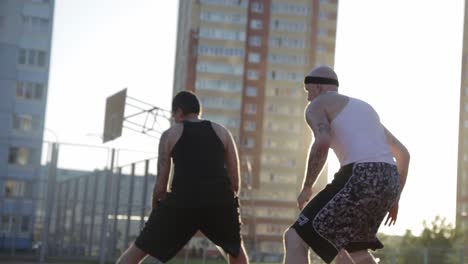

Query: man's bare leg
<box><xmin>283</xmin><ymin>228</ymin><xmax>309</xmax><ymax>264</ymax></box>
<box><xmin>116</xmin><ymin>243</ymin><xmax>149</xmax><ymax>264</ymax></box>
<box><xmin>348</xmin><ymin>250</ymin><xmax>377</xmax><ymax>264</ymax></box>
<box><xmin>229</xmin><ymin>242</ymin><xmax>249</xmax><ymax>264</ymax></box>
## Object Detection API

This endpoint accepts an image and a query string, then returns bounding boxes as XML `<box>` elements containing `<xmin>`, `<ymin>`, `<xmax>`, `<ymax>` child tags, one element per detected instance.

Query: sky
<box><xmin>44</xmin><ymin>0</ymin><xmax>465</xmax><ymax>236</ymax></box>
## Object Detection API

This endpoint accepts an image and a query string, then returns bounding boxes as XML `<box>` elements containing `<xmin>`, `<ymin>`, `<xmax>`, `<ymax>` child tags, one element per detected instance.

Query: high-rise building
<box><xmin>173</xmin><ymin>0</ymin><xmax>338</xmax><ymax>254</ymax></box>
<box><xmin>0</xmin><ymin>0</ymin><xmax>54</xmax><ymax>249</ymax></box>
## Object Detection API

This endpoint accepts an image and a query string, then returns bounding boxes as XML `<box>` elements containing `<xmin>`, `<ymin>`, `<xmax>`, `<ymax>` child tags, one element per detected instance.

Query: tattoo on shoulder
<box><xmin>316</xmin><ymin>122</ymin><xmax>331</xmax><ymax>134</ymax></box>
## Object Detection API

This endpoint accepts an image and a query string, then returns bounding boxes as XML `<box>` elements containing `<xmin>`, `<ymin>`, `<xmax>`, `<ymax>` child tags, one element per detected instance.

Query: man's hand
<box><xmin>297</xmin><ymin>187</ymin><xmax>313</xmax><ymax>210</ymax></box>
<box><xmin>384</xmin><ymin>202</ymin><xmax>399</xmax><ymax>226</ymax></box>
<box><xmin>152</xmin><ymin>184</ymin><xmax>167</xmax><ymax>209</ymax></box>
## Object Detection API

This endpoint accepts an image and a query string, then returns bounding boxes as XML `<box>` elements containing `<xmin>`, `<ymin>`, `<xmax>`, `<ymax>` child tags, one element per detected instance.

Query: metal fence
<box><xmin>38</xmin><ymin>143</ymin><xmax>159</xmax><ymax>263</ymax></box>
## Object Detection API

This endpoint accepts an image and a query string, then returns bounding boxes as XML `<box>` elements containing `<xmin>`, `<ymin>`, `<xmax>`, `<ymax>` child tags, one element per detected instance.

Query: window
<box><xmin>244</xmin><ymin>138</ymin><xmax>255</xmax><ymax>148</ymax></box>
<box><xmin>21</xmin><ymin>216</ymin><xmax>30</xmax><ymax>232</ymax></box>
<box><xmin>200</xmin><ymin>11</ymin><xmax>247</xmax><ymax>25</ymax></box>
<box><xmin>8</xmin><ymin>147</ymin><xmax>36</xmax><ymax>166</ymax></box>
<box><xmin>317</xmin><ymin>44</ymin><xmax>327</xmax><ymax>54</ymax></box>
<box><xmin>251</xmin><ymin>2</ymin><xmax>263</xmax><ymax>13</ymax></box>
<box><xmin>200</xmin><ymin>96</ymin><xmax>242</xmax><ymax>110</ymax></box>
<box><xmin>270</xmin><ymin>173</ymin><xmax>275</xmax><ymax>181</ymax></box>
<box><xmin>246</xmin><ymin>86</ymin><xmax>257</xmax><ymax>97</ymax></box>
<box><xmin>274</xmin><ymin>88</ymin><xmax>280</xmax><ymax>96</ymax></box>
<box><xmin>27</xmin><ymin>50</ymin><xmax>36</xmax><ymax>65</ymax></box>
<box><xmin>205</xmin><ymin>115</ymin><xmax>240</xmax><ymax>128</ymax></box>
<box><xmin>34</xmin><ymin>83</ymin><xmax>44</xmax><ymax>99</ymax></box>
<box><xmin>248</xmin><ymin>52</ymin><xmax>261</xmax><ymax>63</ymax></box>
<box><xmin>268</xmin><ymin>53</ymin><xmax>305</xmax><ymax>65</ymax></box>
<box><xmin>244</xmin><ymin>121</ymin><xmax>256</xmax><ymax>131</ymax></box>
<box><xmin>269</xmin><ymin>36</ymin><xmax>305</xmax><ymax>49</ymax></box>
<box><xmin>249</xmin><ymin>36</ymin><xmax>262</xmax><ymax>47</ymax></box>
<box><xmin>16</xmin><ymin>81</ymin><xmax>44</xmax><ymax>100</ymax></box>
<box><xmin>23</xmin><ymin>16</ymin><xmax>50</xmax><ymax>33</ymax></box>
<box><xmin>318</xmin><ymin>28</ymin><xmax>328</xmax><ymax>37</ymax></box>
<box><xmin>13</xmin><ymin>114</ymin><xmax>36</xmax><ymax>133</ymax></box>
<box><xmin>271</xmin><ymin>19</ymin><xmax>307</xmax><ymax>32</ymax></box>
<box><xmin>247</xmin><ymin>70</ymin><xmax>259</xmax><ymax>80</ymax></box>
<box><xmin>199</xmin><ymin>28</ymin><xmax>245</xmax><ymax>41</ymax></box>
<box><xmin>0</xmin><ymin>215</ymin><xmax>29</xmax><ymax>234</ymax></box>
<box><xmin>198</xmin><ymin>45</ymin><xmax>244</xmax><ymax>57</ymax></box>
<box><xmin>245</xmin><ymin>104</ymin><xmax>257</xmax><ymax>114</ymax></box>
<box><xmin>196</xmin><ymin>78</ymin><xmax>242</xmax><ymax>92</ymax></box>
<box><xmin>271</xmin><ymin>3</ymin><xmax>309</xmax><ymax>16</ymax></box>
<box><xmin>267</xmin><ymin>70</ymin><xmax>302</xmax><ymax>82</ymax></box>
<box><xmin>199</xmin><ymin>0</ymin><xmax>248</xmax><ymax>7</ymax></box>
<box><xmin>18</xmin><ymin>49</ymin><xmax>27</xmax><ymax>65</ymax></box>
<box><xmin>38</xmin><ymin>51</ymin><xmax>46</xmax><ymax>66</ymax></box>
<box><xmin>1</xmin><ymin>215</ymin><xmax>12</xmax><ymax>233</ymax></box>
<box><xmin>250</xmin><ymin>19</ymin><xmax>262</xmax><ymax>30</ymax></box>
<box><xmin>4</xmin><ymin>180</ymin><xmax>26</xmax><ymax>198</ymax></box>
<box><xmin>196</xmin><ymin>62</ymin><xmax>243</xmax><ymax>76</ymax></box>
<box><xmin>18</xmin><ymin>49</ymin><xmax>47</xmax><ymax>67</ymax></box>
<box><xmin>267</xmin><ymin>104</ymin><xmax>276</xmax><ymax>113</ymax></box>
<box><xmin>13</xmin><ymin>114</ymin><xmax>40</xmax><ymax>133</ymax></box>
<box><xmin>319</xmin><ymin>11</ymin><xmax>328</xmax><ymax>20</ymax></box>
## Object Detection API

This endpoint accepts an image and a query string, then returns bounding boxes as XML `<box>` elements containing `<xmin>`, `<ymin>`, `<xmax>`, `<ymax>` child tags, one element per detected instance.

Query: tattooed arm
<box><xmin>297</xmin><ymin>102</ymin><xmax>331</xmax><ymax>209</ymax></box>
<box><xmin>152</xmin><ymin>130</ymin><xmax>171</xmax><ymax>209</ymax></box>
<box><xmin>303</xmin><ymin>102</ymin><xmax>331</xmax><ymax>189</ymax></box>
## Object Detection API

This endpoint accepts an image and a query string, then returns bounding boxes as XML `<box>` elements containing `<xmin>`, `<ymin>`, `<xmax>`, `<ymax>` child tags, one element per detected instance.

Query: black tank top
<box><xmin>167</xmin><ymin>120</ymin><xmax>235</xmax><ymax>207</ymax></box>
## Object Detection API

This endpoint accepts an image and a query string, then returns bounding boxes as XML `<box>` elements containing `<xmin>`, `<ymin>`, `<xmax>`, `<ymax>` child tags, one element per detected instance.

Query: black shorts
<box><xmin>134</xmin><ymin>197</ymin><xmax>242</xmax><ymax>263</ymax></box>
<box><xmin>292</xmin><ymin>163</ymin><xmax>400</xmax><ymax>263</ymax></box>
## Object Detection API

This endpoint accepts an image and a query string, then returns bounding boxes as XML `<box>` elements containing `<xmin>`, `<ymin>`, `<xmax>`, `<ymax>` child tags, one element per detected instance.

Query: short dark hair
<box><xmin>172</xmin><ymin>91</ymin><xmax>201</xmax><ymax>115</ymax></box>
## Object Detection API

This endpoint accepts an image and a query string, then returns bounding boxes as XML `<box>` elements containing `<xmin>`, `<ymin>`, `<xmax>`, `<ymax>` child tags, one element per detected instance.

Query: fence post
<box><xmin>139</xmin><ymin>160</ymin><xmax>150</xmax><ymax>230</ymax></box>
<box><xmin>460</xmin><ymin>247</ymin><xmax>464</xmax><ymax>264</ymax></box>
<box><xmin>390</xmin><ymin>249</ymin><xmax>397</xmax><ymax>264</ymax></box>
<box><xmin>78</xmin><ymin>175</ymin><xmax>89</xmax><ymax>254</ymax></box>
<box><xmin>110</xmin><ymin>167</ymin><xmax>122</xmax><ymax>259</ymax></box>
<box><xmin>87</xmin><ymin>172</ymin><xmax>100</xmax><ymax>255</ymax></box>
<box><xmin>99</xmin><ymin>148</ymin><xmax>116</xmax><ymax>264</ymax></box>
<box><xmin>39</xmin><ymin>142</ymin><xmax>59</xmax><ymax>263</ymax></box>
<box><xmin>124</xmin><ymin>164</ymin><xmax>136</xmax><ymax>249</ymax></box>
<box><xmin>423</xmin><ymin>247</ymin><xmax>429</xmax><ymax>264</ymax></box>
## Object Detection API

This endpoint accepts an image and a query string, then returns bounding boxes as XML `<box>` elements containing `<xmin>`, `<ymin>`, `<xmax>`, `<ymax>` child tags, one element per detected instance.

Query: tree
<box><xmin>398</xmin><ymin>216</ymin><xmax>463</xmax><ymax>264</ymax></box>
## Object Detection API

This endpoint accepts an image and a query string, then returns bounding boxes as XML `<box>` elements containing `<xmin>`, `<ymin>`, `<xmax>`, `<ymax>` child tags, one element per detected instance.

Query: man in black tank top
<box><xmin>117</xmin><ymin>91</ymin><xmax>249</xmax><ymax>264</ymax></box>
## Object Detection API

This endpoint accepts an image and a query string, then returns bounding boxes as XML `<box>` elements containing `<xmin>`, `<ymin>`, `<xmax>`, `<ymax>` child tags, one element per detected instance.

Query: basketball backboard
<box><xmin>103</xmin><ymin>89</ymin><xmax>127</xmax><ymax>143</ymax></box>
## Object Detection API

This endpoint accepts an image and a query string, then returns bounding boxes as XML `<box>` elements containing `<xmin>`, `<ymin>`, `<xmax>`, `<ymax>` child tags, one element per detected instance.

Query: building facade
<box><xmin>0</xmin><ymin>0</ymin><xmax>54</xmax><ymax>249</ymax></box>
<box><xmin>173</xmin><ymin>0</ymin><xmax>339</xmax><ymax>254</ymax></box>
